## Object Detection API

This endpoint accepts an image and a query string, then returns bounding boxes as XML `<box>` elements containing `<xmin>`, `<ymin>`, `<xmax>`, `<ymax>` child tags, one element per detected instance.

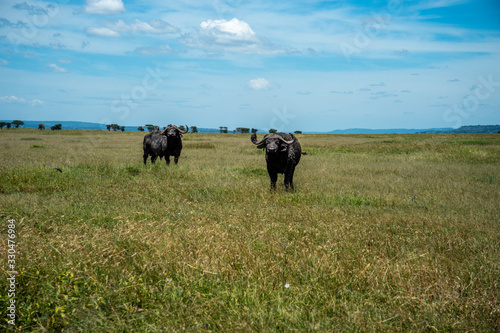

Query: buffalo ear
<box><xmin>256</xmin><ymin>141</ymin><xmax>267</xmax><ymax>149</ymax></box>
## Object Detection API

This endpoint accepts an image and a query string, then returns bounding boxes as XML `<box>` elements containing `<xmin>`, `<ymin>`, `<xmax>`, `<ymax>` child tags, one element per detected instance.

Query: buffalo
<box><xmin>251</xmin><ymin>132</ymin><xmax>302</xmax><ymax>190</ymax></box>
<box><xmin>143</xmin><ymin>130</ymin><xmax>168</xmax><ymax>165</ymax></box>
<box><xmin>143</xmin><ymin>124</ymin><xmax>188</xmax><ymax>165</ymax></box>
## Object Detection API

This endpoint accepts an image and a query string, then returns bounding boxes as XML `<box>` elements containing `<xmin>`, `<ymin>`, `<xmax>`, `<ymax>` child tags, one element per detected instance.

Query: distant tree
<box><xmin>38</xmin><ymin>123</ymin><xmax>45</xmax><ymax>130</ymax></box>
<box><xmin>51</xmin><ymin>124</ymin><xmax>62</xmax><ymax>131</ymax></box>
<box><xmin>179</xmin><ymin>125</ymin><xmax>186</xmax><ymax>131</ymax></box>
<box><xmin>219</xmin><ymin>126</ymin><xmax>228</xmax><ymax>133</ymax></box>
<box><xmin>110</xmin><ymin>124</ymin><xmax>120</xmax><ymax>131</ymax></box>
<box><xmin>191</xmin><ymin>126</ymin><xmax>198</xmax><ymax>133</ymax></box>
<box><xmin>0</xmin><ymin>122</ymin><xmax>7</xmax><ymax>129</ymax></box>
<box><xmin>6</xmin><ymin>123</ymin><xmax>11</xmax><ymax>129</ymax></box>
<box><xmin>236</xmin><ymin>127</ymin><xmax>250</xmax><ymax>133</ymax></box>
<box><xmin>251</xmin><ymin>128</ymin><xmax>258</xmax><ymax>134</ymax></box>
<box><xmin>138</xmin><ymin>126</ymin><xmax>144</xmax><ymax>132</ymax></box>
<box><xmin>145</xmin><ymin>124</ymin><xmax>156</xmax><ymax>132</ymax></box>
<box><xmin>294</xmin><ymin>130</ymin><xmax>302</xmax><ymax>134</ymax></box>
<box><xmin>106</xmin><ymin>124</ymin><xmax>112</xmax><ymax>131</ymax></box>
<box><xmin>269</xmin><ymin>128</ymin><xmax>277</xmax><ymax>133</ymax></box>
<box><xmin>12</xmin><ymin>120</ymin><xmax>24</xmax><ymax>128</ymax></box>
<box><xmin>120</xmin><ymin>126</ymin><xmax>125</xmax><ymax>132</ymax></box>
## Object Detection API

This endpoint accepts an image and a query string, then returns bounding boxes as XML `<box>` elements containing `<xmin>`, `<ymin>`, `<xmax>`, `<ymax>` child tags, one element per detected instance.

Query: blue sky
<box><xmin>0</xmin><ymin>0</ymin><xmax>499</xmax><ymax>132</ymax></box>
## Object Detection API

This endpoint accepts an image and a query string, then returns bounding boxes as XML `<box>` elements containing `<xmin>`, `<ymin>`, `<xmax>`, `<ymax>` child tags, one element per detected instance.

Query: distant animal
<box><xmin>251</xmin><ymin>132</ymin><xmax>302</xmax><ymax>190</ymax></box>
<box><xmin>142</xmin><ymin>125</ymin><xmax>188</xmax><ymax>165</ymax></box>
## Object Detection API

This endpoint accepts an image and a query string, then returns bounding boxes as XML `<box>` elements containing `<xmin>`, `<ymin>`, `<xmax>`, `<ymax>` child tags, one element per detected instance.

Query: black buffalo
<box><xmin>143</xmin><ymin>125</ymin><xmax>188</xmax><ymax>165</ymax></box>
<box><xmin>251</xmin><ymin>132</ymin><xmax>302</xmax><ymax>190</ymax></box>
<box><xmin>143</xmin><ymin>130</ymin><xmax>168</xmax><ymax>165</ymax></box>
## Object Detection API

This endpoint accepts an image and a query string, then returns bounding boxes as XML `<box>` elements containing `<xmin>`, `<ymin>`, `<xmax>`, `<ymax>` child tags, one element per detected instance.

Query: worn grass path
<box><xmin>1</xmin><ymin>129</ymin><xmax>499</xmax><ymax>331</ymax></box>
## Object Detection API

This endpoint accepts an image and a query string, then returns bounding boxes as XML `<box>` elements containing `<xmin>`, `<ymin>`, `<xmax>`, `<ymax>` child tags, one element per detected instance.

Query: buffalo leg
<box><xmin>269</xmin><ymin>172</ymin><xmax>278</xmax><ymax>191</ymax></box>
<box><xmin>143</xmin><ymin>152</ymin><xmax>149</xmax><ymax>165</ymax></box>
<box><xmin>174</xmin><ymin>155</ymin><xmax>180</xmax><ymax>164</ymax></box>
<box><xmin>284</xmin><ymin>166</ymin><xmax>296</xmax><ymax>191</ymax></box>
<box><xmin>165</xmin><ymin>155</ymin><xmax>171</xmax><ymax>165</ymax></box>
<box><xmin>151</xmin><ymin>154</ymin><xmax>158</xmax><ymax>164</ymax></box>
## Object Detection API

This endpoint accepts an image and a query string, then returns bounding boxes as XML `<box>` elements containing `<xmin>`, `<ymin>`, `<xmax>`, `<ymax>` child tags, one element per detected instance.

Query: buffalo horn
<box><xmin>275</xmin><ymin>133</ymin><xmax>295</xmax><ymax>145</ymax></box>
<box><xmin>172</xmin><ymin>125</ymin><xmax>189</xmax><ymax>134</ymax></box>
<box><xmin>251</xmin><ymin>133</ymin><xmax>268</xmax><ymax>146</ymax></box>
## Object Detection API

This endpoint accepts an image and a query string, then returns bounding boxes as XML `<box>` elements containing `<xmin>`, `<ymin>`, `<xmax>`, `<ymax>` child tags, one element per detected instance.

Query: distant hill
<box><xmin>420</xmin><ymin>125</ymin><xmax>500</xmax><ymax>134</ymax></box>
<box><xmin>327</xmin><ymin>128</ymin><xmax>453</xmax><ymax>134</ymax></box>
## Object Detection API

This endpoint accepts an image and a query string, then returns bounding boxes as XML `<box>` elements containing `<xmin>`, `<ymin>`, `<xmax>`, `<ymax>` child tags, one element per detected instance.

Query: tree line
<box><xmin>0</xmin><ymin>120</ymin><xmax>24</xmax><ymax>129</ymax></box>
<box><xmin>37</xmin><ymin>123</ymin><xmax>62</xmax><ymax>130</ymax></box>
<box><xmin>1</xmin><ymin>120</ymin><xmax>303</xmax><ymax>134</ymax></box>
<box><xmin>0</xmin><ymin>121</ymin><xmax>62</xmax><ymax>130</ymax></box>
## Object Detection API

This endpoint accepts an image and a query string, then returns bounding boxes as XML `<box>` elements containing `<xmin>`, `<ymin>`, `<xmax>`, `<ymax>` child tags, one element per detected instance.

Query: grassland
<box><xmin>1</xmin><ymin>129</ymin><xmax>499</xmax><ymax>332</ymax></box>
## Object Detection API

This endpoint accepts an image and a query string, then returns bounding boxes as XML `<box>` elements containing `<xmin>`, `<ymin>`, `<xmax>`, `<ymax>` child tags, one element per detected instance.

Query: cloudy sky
<box><xmin>0</xmin><ymin>0</ymin><xmax>499</xmax><ymax>132</ymax></box>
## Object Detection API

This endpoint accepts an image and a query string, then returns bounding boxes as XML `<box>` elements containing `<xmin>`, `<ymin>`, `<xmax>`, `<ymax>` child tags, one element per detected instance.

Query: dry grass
<box><xmin>1</xmin><ymin>129</ymin><xmax>499</xmax><ymax>331</ymax></box>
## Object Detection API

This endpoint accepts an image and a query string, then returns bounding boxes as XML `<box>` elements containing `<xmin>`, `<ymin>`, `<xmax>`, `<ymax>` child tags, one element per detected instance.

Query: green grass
<box><xmin>1</xmin><ymin>130</ymin><xmax>499</xmax><ymax>331</ymax></box>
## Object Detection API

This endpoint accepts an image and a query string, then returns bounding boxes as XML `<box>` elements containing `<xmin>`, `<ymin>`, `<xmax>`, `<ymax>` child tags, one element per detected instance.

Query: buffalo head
<box><xmin>161</xmin><ymin>124</ymin><xmax>189</xmax><ymax>138</ymax></box>
<box><xmin>251</xmin><ymin>133</ymin><xmax>295</xmax><ymax>153</ymax></box>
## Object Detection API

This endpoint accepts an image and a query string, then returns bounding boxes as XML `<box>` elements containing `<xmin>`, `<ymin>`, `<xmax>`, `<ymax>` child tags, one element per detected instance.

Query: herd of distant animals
<box><xmin>142</xmin><ymin>124</ymin><xmax>305</xmax><ymax>190</ymax></box>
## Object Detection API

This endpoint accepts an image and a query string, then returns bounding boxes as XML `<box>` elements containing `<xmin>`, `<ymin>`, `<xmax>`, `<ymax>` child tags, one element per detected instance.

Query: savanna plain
<box><xmin>0</xmin><ymin>129</ymin><xmax>499</xmax><ymax>332</ymax></box>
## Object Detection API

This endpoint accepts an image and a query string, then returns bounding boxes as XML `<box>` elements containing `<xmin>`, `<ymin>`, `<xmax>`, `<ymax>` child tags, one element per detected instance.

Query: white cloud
<box><xmin>12</xmin><ymin>2</ymin><xmax>57</xmax><ymax>16</ymax></box>
<box><xmin>47</xmin><ymin>64</ymin><xmax>68</xmax><ymax>73</ymax></box>
<box><xmin>111</xmin><ymin>19</ymin><xmax>179</xmax><ymax>34</ymax></box>
<box><xmin>180</xmin><ymin>18</ymin><xmax>287</xmax><ymax>54</ymax></box>
<box><xmin>0</xmin><ymin>96</ymin><xmax>43</xmax><ymax>106</ymax></box>
<box><xmin>84</xmin><ymin>0</ymin><xmax>125</xmax><ymax>15</ymax></box>
<box><xmin>86</xmin><ymin>27</ymin><xmax>121</xmax><ymax>38</ymax></box>
<box><xmin>200</xmin><ymin>18</ymin><xmax>257</xmax><ymax>43</ymax></box>
<box><xmin>0</xmin><ymin>59</ymin><xmax>8</xmax><ymax>65</ymax></box>
<box><xmin>132</xmin><ymin>45</ymin><xmax>173</xmax><ymax>56</ymax></box>
<box><xmin>248</xmin><ymin>78</ymin><xmax>272</xmax><ymax>90</ymax></box>
<box><xmin>86</xmin><ymin>19</ymin><xmax>178</xmax><ymax>39</ymax></box>
<box><xmin>0</xmin><ymin>96</ymin><xmax>25</xmax><ymax>103</ymax></box>
<box><xmin>408</xmin><ymin>0</ymin><xmax>469</xmax><ymax>12</ymax></box>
